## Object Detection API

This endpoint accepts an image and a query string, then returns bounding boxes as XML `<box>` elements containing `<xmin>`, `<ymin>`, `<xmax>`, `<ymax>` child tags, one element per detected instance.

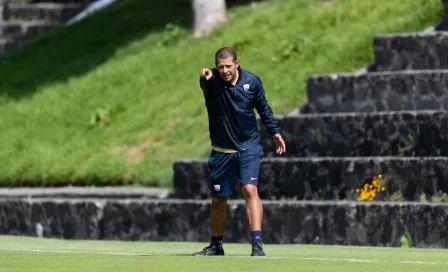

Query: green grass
<box><xmin>0</xmin><ymin>235</ymin><xmax>447</xmax><ymax>271</ymax></box>
<box><xmin>0</xmin><ymin>0</ymin><xmax>443</xmax><ymax>188</ymax></box>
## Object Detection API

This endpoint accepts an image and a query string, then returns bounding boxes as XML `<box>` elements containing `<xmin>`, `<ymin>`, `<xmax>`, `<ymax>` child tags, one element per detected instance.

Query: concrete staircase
<box><xmin>0</xmin><ymin>0</ymin><xmax>89</xmax><ymax>56</ymax></box>
<box><xmin>173</xmin><ymin>0</ymin><xmax>448</xmax><ymax>203</ymax></box>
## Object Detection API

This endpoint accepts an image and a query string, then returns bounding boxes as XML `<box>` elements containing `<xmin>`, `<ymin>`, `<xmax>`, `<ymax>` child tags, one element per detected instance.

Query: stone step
<box><xmin>3</xmin><ymin>3</ymin><xmax>85</xmax><ymax>22</ymax></box>
<box><xmin>0</xmin><ymin>38</ymin><xmax>7</xmax><ymax>54</ymax></box>
<box><xmin>0</xmin><ymin>20</ymin><xmax>56</xmax><ymax>40</ymax></box>
<box><xmin>369</xmin><ymin>32</ymin><xmax>448</xmax><ymax>72</ymax></box>
<box><xmin>173</xmin><ymin>157</ymin><xmax>448</xmax><ymax>201</ymax></box>
<box><xmin>23</xmin><ymin>0</ymin><xmax>94</xmax><ymax>3</ymax></box>
<box><xmin>0</xmin><ymin>37</ymin><xmax>28</xmax><ymax>55</ymax></box>
<box><xmin>1</xmin><ymin>199</ymin><xmax>448</xmax><ymax>247</ymax></box>
<box><xmin>0</xmin><ymin>38</ymin><xmax>18</xmax><ymax>55</ymax></box>
<box><xmin>304</xmin><ymin>70</ymin><xmax>448</xmax><ymax>113</ymax></box>
<box><xmin>436</xmin><ymin>0</ymin><xmax>448</xmax><ymax>30</ymax></box>
<box><xmin>5</xmin><ymin>0</ymin><xmax>94</xmax><ymax>4</ymax></box>
<box><xmin>0</xmin><ymin>187</ymin><xmax>170</xmax><ymax>199</ymax></box>
<box><xmin>259</xmin><ymin>111</ymin><xmax>448</xmax><ymax>158</ymax></box>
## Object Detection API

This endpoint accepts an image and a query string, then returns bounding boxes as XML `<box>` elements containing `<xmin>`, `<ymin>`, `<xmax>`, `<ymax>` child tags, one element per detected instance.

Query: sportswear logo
<box><xmin>250</xmin><ymin>177</ymin><xmax>258</xmax><ymax>181</ymax></box>
<box><xmin>214</xmin><ymin>185</ymin><xmax>220</xmax><ymax>191</ymax></box>
<box><xmin>243</xmin><ymin>84</ymin><xmax>250</xmax><ymax>91</ymax></box>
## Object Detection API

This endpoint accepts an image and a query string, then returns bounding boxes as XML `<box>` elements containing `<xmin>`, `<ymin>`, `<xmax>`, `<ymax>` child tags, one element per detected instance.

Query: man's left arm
<box><xmin>253</xmin><ymin>77</ymin><xmax>286</xmax><ymax>154</ymax></box>
<box><xmin>254</xmin><ymin>77</ymin><xmax>280</xmax><ymax>135</ymax></box>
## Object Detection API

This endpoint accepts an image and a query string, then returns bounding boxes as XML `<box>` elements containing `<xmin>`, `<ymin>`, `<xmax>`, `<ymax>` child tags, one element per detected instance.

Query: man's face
<box><xmin>216</xmin><ymin>57</ymin><xmax>239</xmax><ymax>82</ymax></box>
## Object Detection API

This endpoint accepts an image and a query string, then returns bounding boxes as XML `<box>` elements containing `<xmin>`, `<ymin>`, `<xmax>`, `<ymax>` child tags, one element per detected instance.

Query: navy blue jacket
<box><xmin>200</xmin><ymin>67</ymin><xmax>280</xmax><ymax>151</ymax></box>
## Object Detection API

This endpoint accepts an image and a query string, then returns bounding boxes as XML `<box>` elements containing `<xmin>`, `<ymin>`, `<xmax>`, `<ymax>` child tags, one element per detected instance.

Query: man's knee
<box><xmin>241</xmin><ymin>184</ymin><xmax>259</xmax><ymax>199</ymax></box>
<box><xmin>211</xmin><ymin>197</ymin><xmax>228</xmax><ymax>208</ymax></box>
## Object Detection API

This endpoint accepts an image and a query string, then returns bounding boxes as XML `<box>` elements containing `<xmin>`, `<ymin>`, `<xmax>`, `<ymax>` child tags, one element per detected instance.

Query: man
<box><xmin>193</xmin><ymin>47</ymin><xmax>286</xmax><ymax>257</ymax></box>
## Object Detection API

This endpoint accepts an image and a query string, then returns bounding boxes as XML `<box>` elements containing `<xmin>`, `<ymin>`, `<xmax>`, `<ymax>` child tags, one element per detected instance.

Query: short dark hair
<box><xmin>215</xmin><ymin>47</ymin><xmax>238</xmax><ymax>63</ymax></box>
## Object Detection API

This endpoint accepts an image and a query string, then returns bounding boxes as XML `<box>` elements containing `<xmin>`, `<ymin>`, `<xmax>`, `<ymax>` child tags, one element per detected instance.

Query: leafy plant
<box><xmin>90</xmin><ymin>105</ymin><xmax>126</xmax><ymax>128</ymax></box>
<box><xmin>157</xmin><ymin>23</ymin><xmax>186</xmax><ymax>47</ymax></box>
<box><xmin>272</xmin><ymin>35</ymin><xmax>314</xmax><ymax>62</ymax></box>
<box><xmin>400</xmin><ymin>232</ymin><xmax>413</xmax><ymax>248</ymax></box>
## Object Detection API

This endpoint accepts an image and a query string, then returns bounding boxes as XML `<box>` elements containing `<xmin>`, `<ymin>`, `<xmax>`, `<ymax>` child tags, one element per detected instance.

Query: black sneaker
<box><xmin>193</xmin><ymin>244</ymin><xmax>224</xmax><ymax>256</ymax></box>
<box><xmin>251</xmin><ymin>241</ymin><xmax>265</xmax><ymax>256</ymax></box>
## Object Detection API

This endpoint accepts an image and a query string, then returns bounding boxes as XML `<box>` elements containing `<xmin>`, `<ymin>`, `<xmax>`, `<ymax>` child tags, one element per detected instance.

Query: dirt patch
<box><xmin>313</xmin><ymin>0</ymin><xmax>334</xmax><ymax>9</ymax></box>
<box><xmin>126</xmin><ymin>140</ymin><xmax>152</xmax><ymax>163</ymax></box>
<box><xmin>111</xmin><ymin>145</ymin><xmax>128</xmax><ymax>154</ymax></box>
<box><xmin>109</xmin><ymin>140</ymin><xmax>157</xmax><ymax>164</ymax></box>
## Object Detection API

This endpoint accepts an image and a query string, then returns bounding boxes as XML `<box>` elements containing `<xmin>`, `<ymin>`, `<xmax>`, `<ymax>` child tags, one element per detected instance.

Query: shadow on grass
<box><xmin>0</xmin><ymin>0</ymin><xmax>193</xmax><ymax>100</ymax></box>
<box><xmin>0</xmin><ymin>0</ymin><xmax>272</xmax><ymax>102</ymax></box>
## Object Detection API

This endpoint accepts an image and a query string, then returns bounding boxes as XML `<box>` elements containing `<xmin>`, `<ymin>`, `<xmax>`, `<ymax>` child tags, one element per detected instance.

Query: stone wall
<box><xmin>259</xmin><ymin>111</ymin><xmax>448</xmax><ymax>158</ymax></box>
<box><xmin>1</xmin><ymin>199</ymin><xmax>447</xmax><ymax>248</ymax></box>
<box><xmin>0</xmin><ymin>0</ymin><xmax>92</xmax><ymax>57</ymax></box>
<box><xmin>173</xmin><ymin>157</ymin><xmax>448</xmax><ymax>201</ymax></box>
<box><xmin>8</xmin><ymin>0</ymin><xmax>94</xmax><ymax>4</ymax></box>
<box><xmin>435</xmin><ymin>0</ymin><xmax>448</xmax><ymax>31</ymax></box>
<box><xmin>370</xmin><ymin>32</ymin><xmax>448</xmax><ymax>72</ymax></box>
<box><xmin>0</xmin><ymin>187</ymin><xmax>170</xmax><ymax>199</ymax></box>
<box><xmin>2</xmin><ymin>2</ymin><xmax>85</xmax><ymax>22</ymax></box>
<box><xmin>0</xmin><ymin>199</ymin><xmax>101</xmax><ymax>239</ymax></box>
<box><xmin>303</xmin><ymin>70</ymin><xmax>448</xmax><ymax>113</ymax></box>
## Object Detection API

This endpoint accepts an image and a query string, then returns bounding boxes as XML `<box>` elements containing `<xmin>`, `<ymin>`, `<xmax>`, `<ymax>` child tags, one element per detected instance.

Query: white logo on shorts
<box><xmin>214</xmin><ymin>185</ymin><xmax>220</xmax><ymax>191</ymax></box>
<box><xmin>243</xmin><ymin>84</ymin><xmax>250</xmax><ymax>91</ymax></box>
<box><xmin>250</xmin><ymin>177</ymin><xmax>258</xmax><ymax>181</ymax></box>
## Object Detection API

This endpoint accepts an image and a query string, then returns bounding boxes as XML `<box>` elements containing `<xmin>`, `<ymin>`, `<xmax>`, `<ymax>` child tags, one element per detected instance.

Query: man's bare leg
<box><xmin>241</xmin><ymin>184</ymin><xmax>263</xmax><ymax>230</ymax></box>
<box><xmin>241</xmin><ymin>184</ymin><xmax>265</xmax><ymax>256</ymax></box>
<box><xmin>193</xmin><ymin>196</ymin><xmax>228</xmax><ymax>256</ymax></box>
<box><xmin>211</xmin><ymin>196</ymin><xmax>228</xmax><ymax>237</ymax></box>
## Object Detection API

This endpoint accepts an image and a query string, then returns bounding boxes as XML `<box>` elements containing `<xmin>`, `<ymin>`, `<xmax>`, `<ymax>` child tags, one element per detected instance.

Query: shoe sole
<box><xmin>193</xmin><ymin>255</ymin><xmax>225</xmax><ymax>256</ymax></box>
<box><xmin>193</xmin><ymin>252</ymin><xmax>225</xmax><ymax>256</ymax></box>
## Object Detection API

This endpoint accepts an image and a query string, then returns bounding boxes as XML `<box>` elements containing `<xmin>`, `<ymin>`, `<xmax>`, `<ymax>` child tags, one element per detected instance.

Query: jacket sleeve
<box><xmin>254</xmin><ymin>77</ymin><xmax>281</xmax><ymax>136</ymax></box>
<box><xmin>199</xmin><ymin>68</ymin><xmax>215</xmax><ymax>92</ymax></box>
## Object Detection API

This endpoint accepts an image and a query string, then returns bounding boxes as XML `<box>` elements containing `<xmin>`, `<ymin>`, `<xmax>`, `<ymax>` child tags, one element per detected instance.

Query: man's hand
<box><xmin>273</xmin><ymin>133</ymin><xmax>286</xmax><ymax>155</ymax></box>
<box><xmin>200</xmin><ymin>68</ymin><xmax>213</xmax><ymax>80</ymax></box>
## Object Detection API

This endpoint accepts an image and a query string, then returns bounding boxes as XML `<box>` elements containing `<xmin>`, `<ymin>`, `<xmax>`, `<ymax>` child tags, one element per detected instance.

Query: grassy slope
<box><xmin>1</xmin><ymin>236</ymin><xmax>448</xmax><ymax>272</ymax></box>
<box><xmin>0</xmin><ymin>0</ymin><xmax>443</xmax><ymax>187</ymax></box>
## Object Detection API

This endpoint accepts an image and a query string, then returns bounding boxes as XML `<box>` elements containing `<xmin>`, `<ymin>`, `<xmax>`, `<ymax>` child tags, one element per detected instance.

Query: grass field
<box><xmin>0</xmin><ymin>0</ymin><xmax>443</xmax><ymax>188</ymax></box>
<box><xmin>0</xmin><ymin>236</ymin><xmax>447</xmax><ymax>271</ymax></box>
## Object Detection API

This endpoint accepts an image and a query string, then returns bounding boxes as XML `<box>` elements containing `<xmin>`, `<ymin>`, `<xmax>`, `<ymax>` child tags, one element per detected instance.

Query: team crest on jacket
<box><xmin>243</xmin><ymin>84</ymin><xmax>250</xmax><ymax>91</ymax></box>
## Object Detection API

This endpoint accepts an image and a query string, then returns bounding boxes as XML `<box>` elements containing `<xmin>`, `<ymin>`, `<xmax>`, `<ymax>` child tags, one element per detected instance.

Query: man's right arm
<box><xmin>199</xmin><ymin>68</ymin><xmax>214</xmax><ymax>92</ymax></box>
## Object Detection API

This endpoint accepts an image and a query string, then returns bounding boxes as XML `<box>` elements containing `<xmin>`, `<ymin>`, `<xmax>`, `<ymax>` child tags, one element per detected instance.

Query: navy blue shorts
<box><xmin>207</xmin><ymin>145</ymin><xmax>264</xmax><ymax>197</ymax></box>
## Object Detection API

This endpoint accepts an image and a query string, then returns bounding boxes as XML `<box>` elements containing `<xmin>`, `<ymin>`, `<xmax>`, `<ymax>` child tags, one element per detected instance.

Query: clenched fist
<box><xmin>200</xmin><ymin>68</ymin><xmax>213</xmax><ymax>80</ymax></box>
